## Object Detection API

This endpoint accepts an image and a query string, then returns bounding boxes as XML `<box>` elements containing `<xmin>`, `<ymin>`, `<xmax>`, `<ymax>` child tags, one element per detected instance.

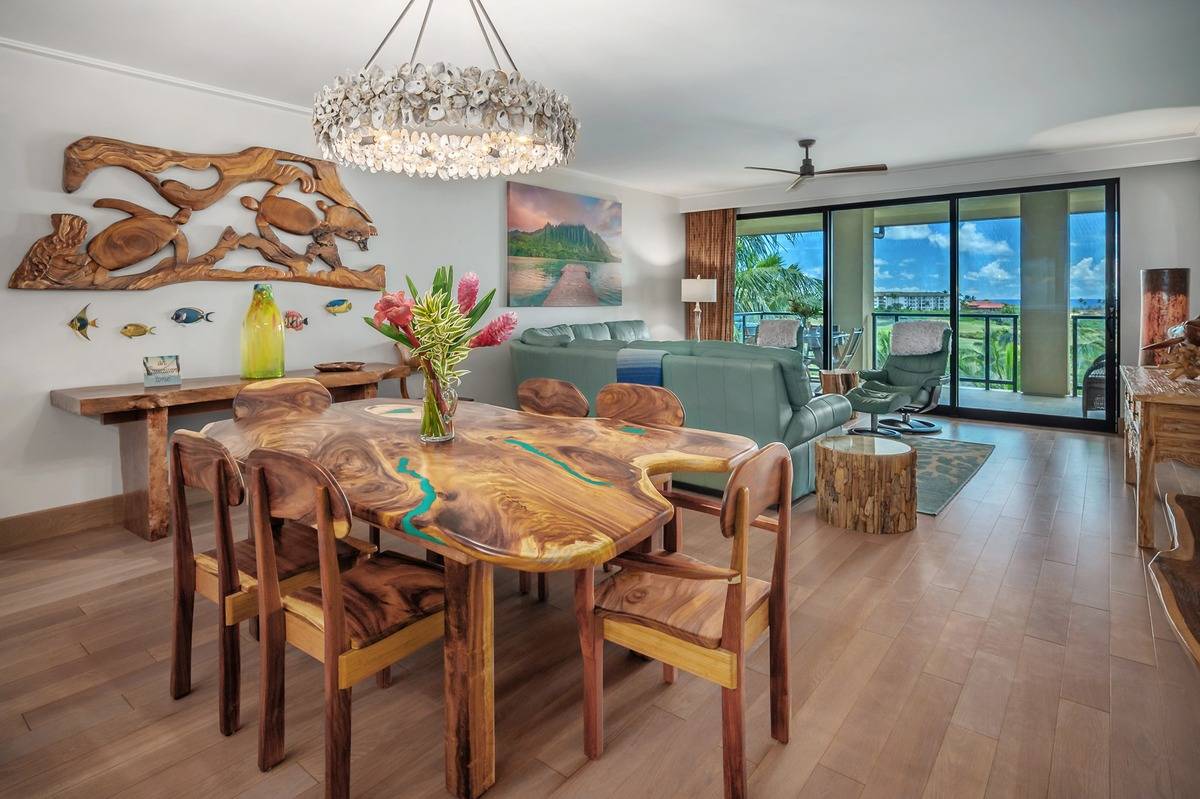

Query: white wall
<box><xmin>0</xmin><ymin>46</ymin><xmax>684</xmax><ymax>518</ymax></box>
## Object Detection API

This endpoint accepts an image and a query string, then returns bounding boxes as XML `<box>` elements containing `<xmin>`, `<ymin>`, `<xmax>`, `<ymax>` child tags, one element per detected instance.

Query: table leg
<box><xmin>574</xmin><ymin>567</ymin><xmax>604</xmax><ymax>759</ymax></box>
<box><xmin>1123</xmin><ymin>424</ymin><xmax>1136</xmax><ymax>486</ymax></box>
<box><xmin>1136</xmin><ymin>415</ymin><xmax>1157</xmax><ymax>549</ymax></box>
<box><xmin>117</xmin><ymin>407</ymin><xmax>169</xmax><ymax>540</ymax></box>
<box><xmin>443</xmin><ymin>559</ymin><xmax>495</xmax><ymax>799</ymax></box>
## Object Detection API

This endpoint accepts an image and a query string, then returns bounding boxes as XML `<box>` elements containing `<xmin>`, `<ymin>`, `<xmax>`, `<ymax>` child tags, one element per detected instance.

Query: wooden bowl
<box><xmin>314</xmin><ymin>361</ymin><xmax>365</xmax><ymax>373</ymax></box>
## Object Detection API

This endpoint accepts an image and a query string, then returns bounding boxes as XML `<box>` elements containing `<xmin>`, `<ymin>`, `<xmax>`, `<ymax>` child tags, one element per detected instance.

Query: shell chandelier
<box><xmin>313</xmin><ymin>0</ymin><xmax>579</xmax><ymax>180</ymax></box>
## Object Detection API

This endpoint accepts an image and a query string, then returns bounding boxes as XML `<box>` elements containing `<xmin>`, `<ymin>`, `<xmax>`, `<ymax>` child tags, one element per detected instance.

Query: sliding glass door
<box><xmin>733</xmin><ymin>212</ymin><xmax>825</xmax><ymax>377</ymax></box>
<box><xmin>735</xmin><ymin>179</ymin><xmax>1119</xmax><ymax>431</ymax></box>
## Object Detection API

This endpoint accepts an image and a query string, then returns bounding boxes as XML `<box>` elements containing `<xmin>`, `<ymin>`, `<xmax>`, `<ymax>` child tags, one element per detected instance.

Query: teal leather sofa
<box><xmin>510</xmin><ymin>320</ymin><xmax>852</xmax><ymax>499</ymax></box>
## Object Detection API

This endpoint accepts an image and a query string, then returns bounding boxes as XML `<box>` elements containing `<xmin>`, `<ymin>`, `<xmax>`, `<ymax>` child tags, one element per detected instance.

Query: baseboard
<box><xmin>0</xmin><ymin>494</ymin><xmax>126</xmax><ymax>551</ymax></box>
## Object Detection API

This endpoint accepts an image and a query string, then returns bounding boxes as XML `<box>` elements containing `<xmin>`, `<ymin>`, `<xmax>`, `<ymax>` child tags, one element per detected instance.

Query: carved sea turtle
<box><xmin>240</xmin><ymin>195</ymin><xmax>320</xmax><ymax>236</ymax></box>
<box><xmin>85</xmin><ymin>199</ymin><xmax>191</xmax><ymax>271</ymax></box>
<box><xmin>316</xmin><ymin>200</ymin><xmax>377</xmax><ymax>251</ymax></box>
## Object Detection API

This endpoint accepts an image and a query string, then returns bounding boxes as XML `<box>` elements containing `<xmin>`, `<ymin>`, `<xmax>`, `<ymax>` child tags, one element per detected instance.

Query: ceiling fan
<box><xmin>745</xmin><ymin>138</ymin><xmax>888</xmax><ymax>191</ymax></box>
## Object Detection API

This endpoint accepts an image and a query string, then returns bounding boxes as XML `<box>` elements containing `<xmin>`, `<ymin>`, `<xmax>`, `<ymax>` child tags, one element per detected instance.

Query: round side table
<box><xmin>815</xmin><ymin>435</ymin><xmax>916</xmax><ymax>534</ymax></box>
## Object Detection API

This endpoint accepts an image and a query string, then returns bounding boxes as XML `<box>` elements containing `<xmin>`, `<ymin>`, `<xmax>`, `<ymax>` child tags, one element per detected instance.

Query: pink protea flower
<box><xmin>457</xmin><ymin>272</ymin><xmax>480</xmax><ymax>315</ymax></box>
<box><xmin>373</xmin><ymin>290</ymin><xmax>415</xmax><ymax>328</ymax></box>
<box><xmin>469</xmin><ymin>311</ymin><xmax>518</xmax><ymax>348</ymax></box>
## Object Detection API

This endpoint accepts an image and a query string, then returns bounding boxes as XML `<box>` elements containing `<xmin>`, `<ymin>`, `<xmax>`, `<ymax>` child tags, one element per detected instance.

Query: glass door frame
<box><xmin>737</xmin><ymin>177</ymin><xmax>1121</xmax><ymax>433</ymax></box>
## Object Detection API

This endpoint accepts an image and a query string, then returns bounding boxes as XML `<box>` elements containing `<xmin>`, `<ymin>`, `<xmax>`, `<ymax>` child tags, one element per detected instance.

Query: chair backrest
<box><xmin>756</xmin><ymin>319</ymin><xmax>802</xmax><ymax>349</ymax></box>
<box><xmin>595</xmin><ymin>383</ymin><xmax>685</xmax><ymax>427</ymax></box>
<box><xmin>247</xmin><ymin>448</ymin><xmax>355</xmax><ymax>651</ymax></box>
<box><xmin>233</xmin><ymin>378</ymin><xmax>332</xmax><ymax>421</ymax></box>
<box><xmin>170</xmin><ymin>430</ymin><xmax>245</xmax><ymax>592</ymax></box>
<box><xmin>835</xmin><ymin>328</ymin><xmax>863</xmax><ymax>369</ymax></box>
<box><xmin>716</xmin><ymin>442</ymin><xmax>793</xmax><ymax>649</ymax></box>
<box><xmin>882</xmin><ymin>324</ymin><xmax>952</xmax><ymax>387</ymax></box>
<box><xmin>517</xmin><ymin>378</ymin><xmax>589</xmax><ymax>418</ymax></box>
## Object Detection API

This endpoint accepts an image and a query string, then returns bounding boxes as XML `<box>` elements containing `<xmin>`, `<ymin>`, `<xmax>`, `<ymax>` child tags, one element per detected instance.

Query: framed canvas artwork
<box><xmin>506</xmin><ymin>182</ymin><xmax>622</xmax><ymax>306</ymax></box>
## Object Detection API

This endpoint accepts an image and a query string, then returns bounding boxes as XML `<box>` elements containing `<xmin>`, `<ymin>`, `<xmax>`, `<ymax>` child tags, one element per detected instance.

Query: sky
<box><xmin>506</xmin><ymin>181</ymin><xmax>622</xmax><ymax>257</ymax></box>
<box><xmin>766</xmin><ymin>210</ymin><xmax>1108</xmax><ymax>302</ymax></box>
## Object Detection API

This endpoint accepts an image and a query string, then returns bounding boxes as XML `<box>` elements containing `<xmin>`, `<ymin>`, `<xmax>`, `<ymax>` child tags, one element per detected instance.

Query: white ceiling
<box><xmin>3</xmin><ymin>0</ymin><xmax>1199</xmax><ymax>199</ymax></box>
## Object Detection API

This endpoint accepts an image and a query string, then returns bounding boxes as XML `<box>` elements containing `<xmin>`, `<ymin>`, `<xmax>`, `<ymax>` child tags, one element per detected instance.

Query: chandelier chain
<box><xmin>466</xmin><ymin>0</ymin><xmax>502</xmax><ymax>71</ymax></box>
<box><xmin>474</xmin><ymin>0</ymin><xmax>518</xmax><ymax>72</ymax></box>
<box><xmin>363</xmin><ymin>0</ymin><xmax>418</xmax><ymax>71</ymax></box>
<box><xmin>362</xmin><ymin>0</ymin><xmax>518</xmax><ymax>74</ymax></box>
<box><xmin>409</xmin><ymin>0</ymin><xmax>435</xmax><ymax>64</ymax></box>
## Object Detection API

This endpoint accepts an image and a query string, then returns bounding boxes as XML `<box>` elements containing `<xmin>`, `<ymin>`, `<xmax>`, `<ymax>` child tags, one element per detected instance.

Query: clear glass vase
<box><xmin>419</xmin><ymin>378</ymin><xmax>458</xmax><ymax>444</ymax></box>
<box><xmin>240</xmin><ymin>283</ymin><xmax>285</xmax><ymax>379</ymax></box>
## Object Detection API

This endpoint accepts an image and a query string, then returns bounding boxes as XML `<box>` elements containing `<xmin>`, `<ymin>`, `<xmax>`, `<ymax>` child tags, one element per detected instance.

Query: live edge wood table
<box><xmin>204</xmin><ymin>397</ymin><xmax>756</xmax><ymax>798</ymax></box>
<box><xmin>1120</xmin><ymin>365</ymin><xmax>1200</xmax><ymax>548</ymax></box>
<box><xmin>49</xmin><ymin>363</ymin><xmax>410</xmax><ymax>541</ymax></box>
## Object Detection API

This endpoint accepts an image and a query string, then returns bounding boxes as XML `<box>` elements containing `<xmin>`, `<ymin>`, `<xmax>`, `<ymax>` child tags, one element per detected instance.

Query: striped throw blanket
<box><xmin>616</xmin><ymin>347</ymin><xmax>667</xmax><ymax>386</ymax></box>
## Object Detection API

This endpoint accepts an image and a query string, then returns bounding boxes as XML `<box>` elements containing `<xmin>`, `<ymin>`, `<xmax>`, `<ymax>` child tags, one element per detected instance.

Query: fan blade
<box><xmin>744</xmin><ymin>166</ymin><xmax>806</xmax><ymax>176</ymax></box>
<box><xmin>815</xmin><ymin>164</ymin><xmax>888</xmax><ymax>175</ymax></box>
<box><xmin>786</xmin><ymin>175</ymin><xmax>810</xmax><ymax>192</ymax></box>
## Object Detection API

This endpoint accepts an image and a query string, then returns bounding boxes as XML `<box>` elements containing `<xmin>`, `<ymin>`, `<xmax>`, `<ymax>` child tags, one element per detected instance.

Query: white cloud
<box><xmin>928</xmin><ymin>231</ymin><xmax>950</xmax><ymax>249</ymax></box>
<box><xmin>900</xmin><ymin>258</ymin><xmax>916</xmax><ymax>266</ymax></box>
<box><xmin>965</xmin><ymin>259</ymin><xmax>1013</xmax><ymax>283</ymax></box>
<box><xmin>876</xmin><ymin>269</ymin><xmax>893</xmax><ymax>279</ymax></box>
<box><xmin>900</xmin><ymin>271</ymin><xmax>915</xmax><ymax>280</ymax></box>
<box><xmin>874</xmin><ymin>258</ymin><xmax>888</xmax><ymax>266</ymax></box>
<box><xmin>886</xmin><ymin>224</ymin><xmax>933</xmax><ymax>240</ymax></box>
<box><xmin>1071</xmin><ymin>256</ymin><xmax>1105</xmax><ymax>290</ymax></box>
<box><xmin>958</xmin><ymin>223</ymin><xmax>1013</xmax><ymax>255</ymax></box>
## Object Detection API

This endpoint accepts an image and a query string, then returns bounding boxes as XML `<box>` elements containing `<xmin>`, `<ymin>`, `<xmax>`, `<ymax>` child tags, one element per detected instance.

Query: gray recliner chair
<box><xmin>847</xmin><ymin>321</ymin><xmax>952</xmax><ymax>437</ymax></box>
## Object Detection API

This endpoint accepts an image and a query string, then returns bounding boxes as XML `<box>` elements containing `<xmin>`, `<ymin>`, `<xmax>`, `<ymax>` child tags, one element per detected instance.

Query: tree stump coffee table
<box><xmin>815</xmin><ymin>435</ymin><xmax>916</xmax><ymax>534</ymax></box>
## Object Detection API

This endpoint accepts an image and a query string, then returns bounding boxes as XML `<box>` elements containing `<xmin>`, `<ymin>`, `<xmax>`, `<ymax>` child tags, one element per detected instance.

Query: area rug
<box><xmin>905</xmin><ymin>436</ymin><xmax>995</xmax><ymax>515</ymax></box>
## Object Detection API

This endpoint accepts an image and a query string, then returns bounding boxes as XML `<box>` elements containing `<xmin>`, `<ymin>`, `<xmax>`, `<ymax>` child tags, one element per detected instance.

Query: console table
<box><xmin>1120</xmin><ymin>365</ymin><xmax>1200</xmax><ymax>547</ymax></box>
<box><xmin>50</xmin><ymin>363</ymin><xmax>411</xmax><ymax>540</ymax></box>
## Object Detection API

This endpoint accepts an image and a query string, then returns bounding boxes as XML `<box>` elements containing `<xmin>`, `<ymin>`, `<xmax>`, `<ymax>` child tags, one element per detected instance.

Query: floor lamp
<box><xmin>681</xmin><ymin>277</ymin><xmax>716</xmax><ymax>341</ymax></box>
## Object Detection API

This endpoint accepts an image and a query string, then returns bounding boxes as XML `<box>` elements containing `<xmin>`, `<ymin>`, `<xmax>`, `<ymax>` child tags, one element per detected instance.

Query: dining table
<box><xmin>203</xmin><ymin>395</ymin><xmax>757</xmax><ymax>798</ymax></box>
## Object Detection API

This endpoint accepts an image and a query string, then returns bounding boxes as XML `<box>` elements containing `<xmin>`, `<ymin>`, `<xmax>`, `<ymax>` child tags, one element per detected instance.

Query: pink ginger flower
<box><xmin>457</xmin><ymin>272</ymin><xmax>480</xmax><ymax>315</ymax></box>
<box><xmin>469</xmin><ymin>311</ymin><xmax>518</xmax><ymax>348</ymax></box>
<box><xmin>373</xmin><ymin>290</ymin><xmax>415</xmax><ymax>328</ymax></box>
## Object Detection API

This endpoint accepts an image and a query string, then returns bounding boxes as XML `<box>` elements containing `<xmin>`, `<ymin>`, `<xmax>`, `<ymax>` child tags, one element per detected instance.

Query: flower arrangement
<box><xmin>367</xmin><ymin>266</ymin><xmax>517</xmax><ymax>442</ymax></box>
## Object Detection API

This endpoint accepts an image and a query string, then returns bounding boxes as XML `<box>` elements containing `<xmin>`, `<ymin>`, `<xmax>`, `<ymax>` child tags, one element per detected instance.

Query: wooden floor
<box><xmin>2</xmin><ymin>419</ymin><xmax>1199</xmax><ymax>798</ymax></box>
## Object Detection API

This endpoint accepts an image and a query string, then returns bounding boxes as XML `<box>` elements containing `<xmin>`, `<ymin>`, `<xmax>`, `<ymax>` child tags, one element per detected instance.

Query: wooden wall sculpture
<box><xmin>1139</xmin><ymin>268</ymin><xmax>1190</xmax><ymax>366</ymax></box>
<box><xmin>9</xmin><ymin>137</ymin><xmax>385</xmax><ymax>291</ymax></box>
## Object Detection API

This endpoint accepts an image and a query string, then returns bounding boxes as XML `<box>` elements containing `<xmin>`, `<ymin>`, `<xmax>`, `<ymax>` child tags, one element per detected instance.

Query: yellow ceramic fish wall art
<box><xmin>324</xmin><ymin>298</ymin><xmax>352</xmax><ymax>315</ymax></box>
<box><xmin>120</xmin><ymin>323</ymin><xmax>156</xmax><ymax>339</ymax></box>
<box><xmin>67</xmin><ymin>304</ymin><xmax>99</xmax><ymax>340</ymax></box>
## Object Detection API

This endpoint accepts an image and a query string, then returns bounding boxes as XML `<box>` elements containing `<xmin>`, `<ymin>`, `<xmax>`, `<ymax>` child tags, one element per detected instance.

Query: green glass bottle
<box><xmin>241</xmin><ymin>283</ymin><xmax>285</xmax><ymax>379</ymax></box>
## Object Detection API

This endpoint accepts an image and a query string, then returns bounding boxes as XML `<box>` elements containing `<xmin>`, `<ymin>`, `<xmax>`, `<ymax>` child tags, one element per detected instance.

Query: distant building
<box><xmin>874</xmin><ymin>291</ymin><xmax>951</xmax><ymax>312</ymax></box>
<box><xmin>964</xmin><ymin>299</ymin><xmax>1005</xmax><ymax>311</ymax></box>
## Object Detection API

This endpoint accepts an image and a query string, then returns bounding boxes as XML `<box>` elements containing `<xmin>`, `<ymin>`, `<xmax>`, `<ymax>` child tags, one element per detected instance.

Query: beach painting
<box><xmin>507</xmin><ymin>182</ymin><xmax>622</xmax><ymax>307</ymax></box>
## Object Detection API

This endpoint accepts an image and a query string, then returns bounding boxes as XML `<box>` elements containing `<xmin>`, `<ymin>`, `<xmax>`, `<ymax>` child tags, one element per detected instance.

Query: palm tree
<box><xmin>734</xmin><ymin>238</ymin><xmax>823</xmax><ymax>313</ymax></box>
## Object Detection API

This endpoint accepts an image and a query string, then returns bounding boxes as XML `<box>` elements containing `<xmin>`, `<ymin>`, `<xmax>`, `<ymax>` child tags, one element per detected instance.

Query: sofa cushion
<box><xmin>520</xmin><ymin>325</ymin><xmax>575</xmax><ymax>346</ymax></box>
<box><xmin>570</xmin><ymin>322</ymin><xmax>612</xmax><ymax>341</ymax></box>
<box><xmin>690</xmin><ymin>341</ymin><xmax>813</xmax><ymax>407</ymax></box>
<box><xmin>521</xmin><ymin>329</ymin><xmax>574</xmax><ymax>347</ymax></box>
<box><xmin>606</xmin><ymin>320</ymin><xmax>650</xmax><ymax>342</ymax></box>
<box><xmin>567</xmin><ymin>339</ymin><xmax>626</xmax><ymax>351</ymax></box>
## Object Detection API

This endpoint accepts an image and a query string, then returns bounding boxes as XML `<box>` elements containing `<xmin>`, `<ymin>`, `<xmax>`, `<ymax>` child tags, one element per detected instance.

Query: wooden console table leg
<box><xmin>443</xmin><ymin>559</ymin><xmax>496</xmax><ymax>799</ymax></box>
<box><xmin>117</xmin><ymin>407</ymin><xmax>169</xmax><ymax>540</ymax></box>
<box><xmin>1136</xmin><ymin>406</ymin><xmax>1157</xmax><ymax>549</ymax></box>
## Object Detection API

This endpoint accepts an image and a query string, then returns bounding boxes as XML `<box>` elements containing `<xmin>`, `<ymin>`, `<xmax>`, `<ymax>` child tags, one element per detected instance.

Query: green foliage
<box><xmin>507</xmin><ymin>223</ymin><xmax>617</xmax><ymax>262</ymax></box>
<box><xmin>733</xmin><ymin>235</ymin><xmax>823</xmax><ymax>315</ymax></box>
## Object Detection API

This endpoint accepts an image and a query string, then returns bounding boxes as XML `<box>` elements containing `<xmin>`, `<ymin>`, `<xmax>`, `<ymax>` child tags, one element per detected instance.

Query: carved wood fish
<box><xmin>171</xmin><ymin>307</ymin><xmax>214</xmax><ymax>324</ymax></box>
<box><xmin>325</xmin><ymin>299</ymin><xmax>352</xmax><ymax>315</ymax></box>
<box><xmin>283</xmin><ymin>310</ymin><xmax>309</xmax><ymax>331</ymax></box>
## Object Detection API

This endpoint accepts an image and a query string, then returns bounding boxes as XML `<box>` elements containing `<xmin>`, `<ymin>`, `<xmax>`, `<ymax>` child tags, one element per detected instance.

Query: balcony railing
<box><xmin>733</xmin><ymin>310</ymin><xmax>1104</xmax><ymax>398</ymax></box>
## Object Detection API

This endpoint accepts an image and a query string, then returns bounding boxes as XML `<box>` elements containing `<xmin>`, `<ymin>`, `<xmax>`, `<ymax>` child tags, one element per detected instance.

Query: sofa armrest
<box><xmin>858</xmin><ymin>368</ymin><xmax>889</xmax><ymax>382</ymax></box>
<box><xmin>784</xmin><ymin>393</ymin><xmax>852</xmax><ymax>446</ymax></box>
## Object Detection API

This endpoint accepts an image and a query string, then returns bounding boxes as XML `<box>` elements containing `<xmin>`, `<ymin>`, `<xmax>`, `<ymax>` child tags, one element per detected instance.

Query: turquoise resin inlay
<box><xmin>618</xmin><ymin>425</ymin><xmax>646</xmax><ymax>435</ymax></box>
<box><xmin>504</xmin><ymin>437</ymin><xmax>612</xmax><ymax>487</ymax></box>
<box><xmin>385</xmin><ymin>407</ymin><xmax>414</xmax><ymax>414</ymax></box>
<box><xmin>395</xmin><ymin>457</ymin><xmax>443</xmax><ymax>544</ymax></box>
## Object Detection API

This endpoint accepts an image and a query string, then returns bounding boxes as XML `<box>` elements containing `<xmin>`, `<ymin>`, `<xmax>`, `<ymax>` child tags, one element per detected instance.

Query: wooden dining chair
<box><xmin>595</xmin><ymin>382</ymin><xmax>686</xmax><ymax>550</ymax></box>
<box><xmin>517</xmin><ymin>377</ymin><xmax>590</xmax><ymax>418</ymax></box>
<box><xmin>515</xmin><ymin>377</ymin><xmax>591</xmax><ymax>601</ymax></box>
<box><xmin>248</xmin><ymin>447</ymin><xmax>446</xmax><ymax>799</ymax></box>
<box><xmin>169</xmin><ymin>430</ymin><xmax>373</xmax><ymax>736</ymax></box>
<box><xmin>574</xmin><ymin>442</ymin><xmax>792</xmax><ymax>799</ymax></box>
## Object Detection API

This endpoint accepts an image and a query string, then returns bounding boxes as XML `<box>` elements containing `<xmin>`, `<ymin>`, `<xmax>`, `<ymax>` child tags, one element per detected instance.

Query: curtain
<box><xmin>684</xmin><ymin>208</ymin><xmax>736</xmax><ymax>341</ymax></box>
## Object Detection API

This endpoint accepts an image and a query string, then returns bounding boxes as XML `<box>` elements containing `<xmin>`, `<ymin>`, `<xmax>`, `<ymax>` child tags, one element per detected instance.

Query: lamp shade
<box><xmin>681</xmin><ymin>278</ymin><xmax>717</xmax><ymax>303</ymax></box>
